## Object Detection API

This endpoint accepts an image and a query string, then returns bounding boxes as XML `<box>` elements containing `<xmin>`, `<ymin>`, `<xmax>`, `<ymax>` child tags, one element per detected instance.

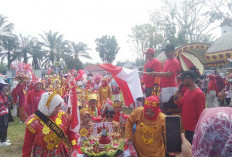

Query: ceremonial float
<box><xmin>80</xmin><ymin>123</ymin><xmax>125</xmax><ymax>157</ymax></box>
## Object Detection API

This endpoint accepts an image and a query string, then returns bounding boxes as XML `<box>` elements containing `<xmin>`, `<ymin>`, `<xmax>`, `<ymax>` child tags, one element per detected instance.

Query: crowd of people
<box><xmin>0</xmin><ymin>44</ymin><xmax>232</xmax><ymax>157</ymax></box>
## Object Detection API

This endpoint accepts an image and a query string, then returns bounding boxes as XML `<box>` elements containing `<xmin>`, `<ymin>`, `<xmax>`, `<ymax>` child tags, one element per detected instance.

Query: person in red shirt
<box><xmin>148</xmin><ymin>44</ymin><xmax>181</xmax><ymax>103</ymax></box>
<box><xmin>175</xmin><ymin>70</ymin><xmax>205</xmax><ymax>144</ymax></box>
<box><xmin>26</xmin><ymin>81</ymin><xmax>45</xmax><ymax>116</ymax></box>
<box><xmin>206</xmin><ymin>75</ymin><xmax>217</xmax><ymax>108</ymax></box>
<box><xmin>142</xmin><ymin>48</ymin><xmax>161</xmax><ymax>97</ymax></box>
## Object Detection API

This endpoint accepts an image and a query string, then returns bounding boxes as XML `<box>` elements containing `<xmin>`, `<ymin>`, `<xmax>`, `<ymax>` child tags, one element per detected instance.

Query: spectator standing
<box><xmin>175</xmin><ymin>71</ymin><xmax>205</xmax><ymax>144</ymax></box>
<box><xmin>148</xmin><ymin>44</ymin><xmax>181</xmax><ymax>110</ymax></box>
<box><xmin>206</xmin><ymin>75</ymin><xmax>217</xmax><ymax>108</ymax></box>
<box><xmin>0</xmin><ymin>78</ymin><xmax>11</xmax><ymax>146</ymax></box>
<box><xmin>142</xmin><ymin>48</ymin><xmax>161</xmax><ymax>97</ymax></box>
<box><xmin>225</xmin><ymin>86</ymin><xmax>231</xmax><ymax>106</ymax></box>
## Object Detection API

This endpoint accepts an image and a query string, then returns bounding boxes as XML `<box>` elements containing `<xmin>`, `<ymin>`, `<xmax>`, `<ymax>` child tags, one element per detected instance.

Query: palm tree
<box><xmin>0</xmin><ymin>37</ymin><xmax>20</xmax><ymax>69</ymax></box>
<box><xmin>28</xmin><ymin>40</ymin><xmax>46</xmax><ymax>70</ymax></box>
<box><xmin>17</xmin><ymin>34</ymin><xmax>35</xmax><ymax>63</ymax></box>
<box><xmin>39</xmin><ymin>31</ymin><xmax>66</xmax><ymax>66</ymax></box>
<box><xmin>68</xmin><ymin>41</ymin><xmax>92</xmax><ymax>60</ymax></box>
<box><xmin>0</xmin><ymin>15</ymin><xmax>18</xmax><ymax>69</ymax></box>
<box><xmin>0</xmin><ymin>15</ymin><xmax>14</xmax><ymax>45</ymax></box>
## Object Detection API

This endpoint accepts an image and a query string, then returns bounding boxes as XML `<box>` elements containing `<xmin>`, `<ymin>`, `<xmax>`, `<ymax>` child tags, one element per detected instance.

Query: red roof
<box><xmin>84</xmin><ymin>64</ymin><xmax>105</xmax><ymax>73</ymax></box>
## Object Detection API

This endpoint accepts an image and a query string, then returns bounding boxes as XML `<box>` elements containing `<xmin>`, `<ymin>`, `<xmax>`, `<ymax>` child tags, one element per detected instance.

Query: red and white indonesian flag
<box><xmin>98</xmin><ymin>63</ymin><xmax>143</xmax><ymax>106</ymax></box>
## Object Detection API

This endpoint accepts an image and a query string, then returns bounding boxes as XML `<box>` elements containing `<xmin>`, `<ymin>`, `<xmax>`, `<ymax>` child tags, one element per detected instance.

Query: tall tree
<box><xmin>29</xmin><ymin>40</ymin><xmax>46</xmax><ymax>70</ymax></box>
<box><xmin>63</xmin><ymin>54</ymin><xmax>83</xmax><ymax>71</ymax></box>
<box><xmin>130</xmin><ymin>23</ymin><xmax>163</xmax><ymax>57</ymax></box>
<box><xmin>0</xmin><ymin>37</ymin><xmax>20</xmax><ymax>69</ymax></box>
<box><xmin>39</xmin><ymin>31</ymin><xmax>66</xmax><ymax>66</ymax></box>
<box><xmin>0</xmin><ymin>15</ymin><xmax>17</xmax><ymax>69</ymax></box>
<box><xmin>160</xmin><ymin>0</ymin><xmax>216</xmax><ymax>43</ymax></box>
<box><xmin>67</xmin><ymin>41</ymin><xmax>92</xmax><ymax>60</ymax></box>
<box><xmin>17</xmin><ymin>34</ymin><xmax>36</xmax><ymax>63</ymax></box>
<box><xmin>206</xmin><ymin>0</ymin><xmax>232</xmax><ymax>25</ymax></box>
<box><xmin>95</xmin><ymin>35</ymin><xmax>120</xmax><ymax>63</ymax></box>
<box><xmin>130</xmin><ymin>0</ymin><xmax>219</xmax><ymax>56</ymax></box>
<box><xmin>0</xmin><ymin>15</ymin><xmax>15</xmax><ymax>47</ymax></box>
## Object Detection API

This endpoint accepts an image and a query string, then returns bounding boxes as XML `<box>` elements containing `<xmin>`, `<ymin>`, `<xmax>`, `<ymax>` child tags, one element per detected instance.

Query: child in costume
<box><xmin>98</xmin><ymin>78</ymin><xmax>112</xmax><ymax>108</ymax></box>
<box><xmin>79</xmin><ymin>108</ymin><xmax>93</xmax><ymax>144</ymax></box>
<box><xmin>88</xmin><ymin>93</ymin><xmax>101</xmax><ymax>118</ymax></box>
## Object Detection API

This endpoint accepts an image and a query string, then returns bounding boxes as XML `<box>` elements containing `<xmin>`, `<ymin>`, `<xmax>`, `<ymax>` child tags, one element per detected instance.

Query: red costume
<box><xmin>11</xmin><ymin>83</ymin><xmax>28</xmax><ymax>121</ymax></box>
<box><xmin>22</xmin><ymin>111</ymin><xmax>77</xmax><ymax>157</ymax></box>
<box><xmin>26</xmin><ymin>84</ymin><xmax>45</xmax><ymax>116</ymax></box>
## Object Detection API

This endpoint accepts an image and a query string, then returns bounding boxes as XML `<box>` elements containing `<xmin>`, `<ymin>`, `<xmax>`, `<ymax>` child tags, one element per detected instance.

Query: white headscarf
<box><xmin>38</xmin><ymin>92</ymin><xmax>64</xmax><ymax>116</ymax></box>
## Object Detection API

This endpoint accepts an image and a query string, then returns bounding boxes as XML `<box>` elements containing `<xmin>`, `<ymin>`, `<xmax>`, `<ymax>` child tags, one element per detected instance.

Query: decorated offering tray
<box><xmin>81</xmin><ymin>133</ymin><xmax>124</xmax><ymax>157</ymax></box>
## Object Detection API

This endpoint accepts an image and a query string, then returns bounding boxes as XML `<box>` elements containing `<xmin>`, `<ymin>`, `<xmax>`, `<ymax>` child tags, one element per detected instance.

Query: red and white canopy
<box><xmin>157</xmin><ymin>44</ymin><xmax>209</xmax><ymax>75</ymax></box>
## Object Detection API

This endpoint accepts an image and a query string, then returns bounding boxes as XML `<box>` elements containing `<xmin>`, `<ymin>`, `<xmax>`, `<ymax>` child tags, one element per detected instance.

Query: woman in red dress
<box><xmin>22</xmin><ymin>92</ymin><xmax>78</xmax><ymax>157</ymax></box>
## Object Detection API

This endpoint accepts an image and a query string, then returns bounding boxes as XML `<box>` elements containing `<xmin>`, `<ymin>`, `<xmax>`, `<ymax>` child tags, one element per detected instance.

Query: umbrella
<box><xmin>205</xmin><ymin>32</ymin><xmax>232</xmax><ymax>66</ymax></box>
<box><xmin>157</xmin><ymin>43</ymin><xmax>209</xmax><ymax>75</ymax></box>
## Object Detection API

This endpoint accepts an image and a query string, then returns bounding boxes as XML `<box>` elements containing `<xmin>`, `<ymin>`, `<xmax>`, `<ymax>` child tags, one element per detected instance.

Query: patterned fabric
<box><xmin>23</xmin><ymin>111</ymin><xmax>73</xmax><ymax>157</ymax></box>
<box><xmin>160</xmin><ymin>87</ymin><xmax>178</xmax><ymax>103</ymax></box>
<box><xmin>192</xmin><ymin>107</ymin><xmax>232</xmax><ymax>157</ymax></box>
<box><xmin>0</xmin><ymin>92</ymin><xmax>8</xmax><ymax>116</ymax></box>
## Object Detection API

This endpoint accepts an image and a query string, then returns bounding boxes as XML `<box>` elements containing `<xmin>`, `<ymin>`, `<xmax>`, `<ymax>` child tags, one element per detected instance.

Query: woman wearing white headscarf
<box><xmin>172</xmin><ymin>107</ymin><xmax>232</xmax><ymax>157</ymax></box>
<box><xmin>22</xmin><ymin>92</ymin><xmax>78</xmax><ymax>157</ymax></box>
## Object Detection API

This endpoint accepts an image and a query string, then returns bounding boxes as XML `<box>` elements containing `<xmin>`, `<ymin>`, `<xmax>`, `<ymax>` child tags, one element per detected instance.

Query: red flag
<box><xmin>98</xmin><ymin>63</ymin><xmax>143</xmax><ymax>106</ymax></box>
<box><xmin>69</xmin><ymin>77</ymin><xmax>80</xmax><ymax>132</ymax></box>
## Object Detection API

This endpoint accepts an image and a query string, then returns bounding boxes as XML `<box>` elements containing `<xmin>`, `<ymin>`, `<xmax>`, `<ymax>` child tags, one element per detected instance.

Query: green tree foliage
<box><xmin>17</xmin><ymin>34</ymin><xmax>36</xmax><ymax>63</ymax></box>
<box><xmin>205</xmin><ymin>0</ymin><xmax>232</xmax><ymax>25</ymax></box>
<box><xmin>29</xmin><ymin>40</ymin><xmax>46</xmax><ymax>70</ymax></box>
<box><xmin>63</xmin><ymin>55</ymin><xmax>83</xmax><ymax>70</ymax></box>
<box><xmin>0</xmin><ymin>37</ymin><xmax>20</xmax><ymax>69</ymax></box>
<box><xmin>39</xmin><ymin>31</ymin><xmax>67</xmax><ymax>65</ymax></box>
<box><xmin>130</xmin><ymin>24</ymin><xmax>163</xmax><ymax>57</ymax></box>
<box><xmin>95</xmin><ymin>35</ymin><xmax>120</xmax><ymax>63</ymax></box>
<box><xmin>0</xmin><ymin>15</ymin><xmax>18</xmax><ymax>69</ymax></box>
<box><xmin>67</xmin><ymin>41</ymin><xmax>92</xmax><ymax>60</ymax></box>
<box><xmin>0</xmin><ymin>15</ymin><xmax>14</xmax><ymax>45</ymax></box>
<box><xmin>0</xmin><ymin>63</ymin><xmax>8</xmax><ymax>74</ymax></box>
<box><xmin>129</xmin><ymin>0</ymin><xmax>224</xmax><ymax>59</ymax></box>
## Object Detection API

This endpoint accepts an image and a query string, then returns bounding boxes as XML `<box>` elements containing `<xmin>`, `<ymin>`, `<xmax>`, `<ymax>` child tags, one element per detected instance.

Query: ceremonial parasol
<box><xmin>157</xmin><ymin>43</ymin><xmax>209</xmax><ymax>75</ymax></box>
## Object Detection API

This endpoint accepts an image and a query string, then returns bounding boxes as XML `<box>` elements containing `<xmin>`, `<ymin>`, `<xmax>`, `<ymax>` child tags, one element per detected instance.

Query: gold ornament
<box><xmin>80</xmin><ymin>128</ymin><xmax>88</xmax><ymax>137</ymax></box>
<box><xmin>140</xmin><ymin>122</ymin><xmax>156</xmax><ymax>144</ymax></box>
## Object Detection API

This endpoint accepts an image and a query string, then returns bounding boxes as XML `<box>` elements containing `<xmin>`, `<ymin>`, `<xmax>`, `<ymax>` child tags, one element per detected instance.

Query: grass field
<box><xmin>0</xmin><ymin>117</ymin><xmax>25</xmax><ymax>157</ymax></box>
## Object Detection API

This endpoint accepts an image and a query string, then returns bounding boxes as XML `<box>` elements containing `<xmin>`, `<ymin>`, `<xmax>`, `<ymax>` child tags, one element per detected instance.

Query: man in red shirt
<box><xmin>142</xmin><ymin>48</ymin><xmax>161</xmax><ymax>97</ymax></box>
<box><xmin>148</xmin><ymin>44</ymin><xmax>181</xmax><ymax>103</ymax></box>
<box><xmin>175</xmin><ymin>70</ymin><xmax>205</xmax><ymax>144</ymax></box>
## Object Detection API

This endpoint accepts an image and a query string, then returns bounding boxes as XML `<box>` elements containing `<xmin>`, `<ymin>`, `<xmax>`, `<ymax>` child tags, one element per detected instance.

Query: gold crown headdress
<box><xmin>144</xmin><ymin>99</ymin><xmax>160</xmax><ymax>107</ymax></box>
<box><xmin>88</xmin><ymin>93</ymin><xmax>98</xmax><ymax>102</ymax></box>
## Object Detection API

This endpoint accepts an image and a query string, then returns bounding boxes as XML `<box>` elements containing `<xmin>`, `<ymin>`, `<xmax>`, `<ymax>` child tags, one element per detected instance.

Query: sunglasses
<box><xmin>106</xmin><ymin>114</ymin><xmax>114</xmax><ymax>118</ymax></box>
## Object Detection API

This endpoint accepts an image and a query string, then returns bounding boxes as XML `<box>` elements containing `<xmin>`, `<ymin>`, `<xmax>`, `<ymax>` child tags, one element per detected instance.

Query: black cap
<box><xmin>162</xmin><ymin>44</ymin><xmax>175</xmax><ymax>53</ymax></box>
<box><xmin>178</xmin><ymin>70</ymin><xmax>195</xmax><ymax>81</ymax></box>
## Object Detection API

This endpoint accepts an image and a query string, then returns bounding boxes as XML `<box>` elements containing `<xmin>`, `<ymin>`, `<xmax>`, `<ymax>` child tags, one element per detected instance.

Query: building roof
<box><xmin>84</xmin><ymin>64</ymin><xmax>105</xmax><ymax>73</ymax></box>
